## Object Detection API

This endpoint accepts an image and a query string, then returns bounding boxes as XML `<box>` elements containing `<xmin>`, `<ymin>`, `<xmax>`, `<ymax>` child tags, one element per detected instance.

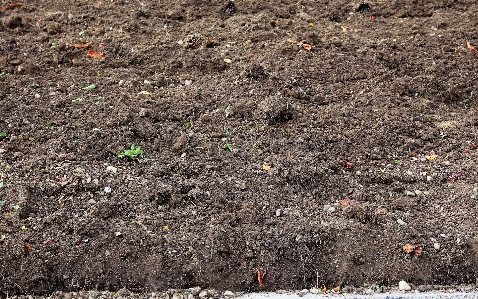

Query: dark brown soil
<box><xmin>1</xmin><ymin>0</ymin><xmax>478</xmax><ymax>296</ymax></box>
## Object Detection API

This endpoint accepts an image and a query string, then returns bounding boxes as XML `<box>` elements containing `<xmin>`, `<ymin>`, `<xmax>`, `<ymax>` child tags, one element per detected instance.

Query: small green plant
<box><xmin>118</xmin><ymin>145</ymin><xmax>144</xmax><ymax>160</ymax></box>
<box><xmin>439</xmin><ymin>131</ymin><xmax>447</xmax><ymax>139</ymax></box>
<box><xmin>51</xmin><ymin>42</ymin><xmax>57</xmax><ymax>48</ymax></box>
<box><xmin>394</xmin><ymin>159</ymin><xmax>402</xmax><ymax>165</ymax></box>
<box><xmin>225</xmin><ymin>143</ymin><xmax>234</xmax><ymax>152</ymax></box>
<box><xmin>185</xmin><ymin>121</ymin><xmax>191</xmax><ymax>128</ymax></box>
<box><xmin>400</xmin><ymin>147</ymin><xmax>408</xmax><ymax>153</ymax></box>
<box><xmin>0</xmin><ymin>132</ymin><xmax>6</xmax><ymax>137</ymax></box>
<box><xmin>0</xmin><ymin>181</ymin><xmax>3</xmax><ymax>188</ymax></box>
<box><xmin>45</xmin><ymin>124</ymin><xmax>51</xmax><ymax>129</ymax></box>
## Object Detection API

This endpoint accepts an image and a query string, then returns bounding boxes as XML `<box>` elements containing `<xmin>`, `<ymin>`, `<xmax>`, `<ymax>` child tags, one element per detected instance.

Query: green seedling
<box><xmin>0</xmin><ymin>200</ymin><xmax>4</xmax><ymax>206</ymax></box>
<box><xmin>185</xmin><ymin>121</ymin><xmax>191</xmax><ymax>128</ymax></box>
<box><xmin>225</xmin><ymin>143</ymin><xmax>233</xmax><ymax>152</ymax></box>
<box><xmin>394</xmin><ymin>159</ymin><xmax>402</xmax><ymax>165</ymax></box>
<box><xmin>82</xmin><ymin>84</ymin><xmax>96</xmax><ymax>90</ymax></box>
<box><xmin>400</xmin><ymin>148</ymin><xmax>408</xmax><ymax>153</ymax></box>
<box><xmin>118</xmin><ymin>145</ymin><xmax>144</xmax><ymax>160</ymax></box>
<box><xmin>0</xmin><ymin>181</ymin><xmax>3</xmax><ymax>188</ymax></box>
<box><xmin>51</xmin><ymin>42</ymin><xmax>57</xmax><ymax>48</ymax></box>
<box><xmin>73</xmin><ymin>98</ymin><xmax>84</xmax><ymax>103</ymax></box>
<box><xmin>0</xmin><ymin>132</ymin><xmax>6</xmax><ymax>137</ymax></box>
<box><xmin>439</xmin><ymin>131</ymin><xmax>447</xmax><ymax>139</ymax></box>
<box><xmin>45</xmin><ymin>124</ymin><xmax>51</xmax><ymax>129</ymax></box>
<box><xmin>0</xmin><ymin>235</ymin><xmax>5</xmax><ymax>241</ymax></box>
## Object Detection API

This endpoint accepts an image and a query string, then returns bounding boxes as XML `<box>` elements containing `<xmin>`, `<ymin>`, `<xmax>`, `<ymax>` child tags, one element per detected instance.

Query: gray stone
<box><xmin>190</xmin><ymin>287</ymin><xmax>201</xmax><ymax>296</ymax></box>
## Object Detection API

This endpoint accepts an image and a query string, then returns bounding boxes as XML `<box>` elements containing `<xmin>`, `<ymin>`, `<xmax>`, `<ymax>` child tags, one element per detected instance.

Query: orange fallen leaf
<box><xmin>5</xmin><ymin>1</ymin><xmax>24</xmax><ymax>9</ymax></box>
<box><xmin>72</xmin><ymin>42</ymin><xmax>92</xmax><ymax>49</ymax></box>
<box><xmin>263</xmin><ymin>165</ymin><xmax>271</xmax><ymax>171</ymax></box>
<box><xmin>370</xmin><ymin>16</ymin><xmax>376</xmax><ymax>21</ymax></box>
<box><xmin>342</xmin><ymin>160</ymin><xmax>354</xmax><ymax>168</ymax></box>
<box><xmin>254</xmin><ymin>269</ymin><xmax>266</xmax><ymax>286</ymax></box>
<box><xmin>87</xmin><ymin>49</ymin><xmax>106</xmax><ymax>59</ymax></box>
<box><xmin>403</xmin><ymin>243</ymin><xmax>422</xmax><ymax>256</ymax></box>
<box><xmin>339</xmin><ymin>199</ymin><xmax>358</xmax><ymax>206</ymax></box>
<box><xmin>24</xmin><ymin>243</ymin><xmax>34</xmax><ymax>251</ymax></box>
<box><xmin>302</xmin><ymin>43</ymin><xmax>313</xmax><ymax>50</ymax></box>
<box><xmin>375</xmin><ymin>207</ymin><xmax>387</xmax><ymax>215</ymax></box>
<box><xmin>322</xmin><ymin>286</ymin><xmax>327</xmax><ymax>293</ymax></box>
<box><xmin>333</xmin><ymin>286</ymin><xmax>341</xmax><ymax>292</ymax></box>
<box><xmin>467</xmin><ymin>41</ymin><xmax>477</xmax><ymax>53</ymax></box>
<box><xmin>0</xmin><ymin>7</ymin><xmax>4</xmax><ymax>11</ymax></box>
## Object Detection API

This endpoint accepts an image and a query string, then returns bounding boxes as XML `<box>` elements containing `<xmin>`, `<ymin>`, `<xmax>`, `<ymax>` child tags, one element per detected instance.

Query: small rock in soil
<box><xmin>199</xmin><ymin>290</ymin><xmax>208</xmax><ymax>299</ymax></box>
<box><xmin>399</xmin><ymin>280</ymin><xmax>411</xmax><ymax>291</ymax></box>
<box><xmin>173</xmin><ymin>293</ymin><xmax>183</xmax><ymax>299</ymax></box>
<box><xmin>106</xmin><ymin>166</ymin><xmax>117</xmax><ymax>173</ymax></box>
<box><xmin>189</xmin><ymin>287</ymin><xmax>201</xmax><ymax>296</ymax></box>
<box><xmin>298</xmin><ymin>289</ymin><xmax>309</xmax><ymax>297</ymax></box>
<box><xmin>397</xmin><ymin>219</ymin><xmax>407</xmax><ymax>226</ymax></box>
<box><xmin>309</xmin><ymin>288</ymin><xmax>320</xmax><ymax>294</ymax></box>
<box><xmin>434</xmin><ymin>243</ymin><xmax>440</xmax><ymax>250</ymax></box>
<box><xmin>224</xmin><ymin>290</ymin><xmax>234</xmax><ymax>297</ymax></box>
<box><xmin>276</xmin><ymin>209</ymin><xmax>281</xmax><ymax>217</ymax></box>
<box><xmin>418</xmin><ymin>285</ymin><xmax>432</xmax><ymax>292</ymax></box>
<box><xmin>405</xmin><ymin>190</ymin><xmax>415</xmax><ymax>196</ymax></box>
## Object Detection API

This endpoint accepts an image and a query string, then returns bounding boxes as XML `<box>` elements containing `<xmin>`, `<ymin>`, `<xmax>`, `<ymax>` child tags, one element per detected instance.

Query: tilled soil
<box><xmin>1</xmin><ymin>0</ymin><xmax>478</xmax><ymax>296</ymax></box>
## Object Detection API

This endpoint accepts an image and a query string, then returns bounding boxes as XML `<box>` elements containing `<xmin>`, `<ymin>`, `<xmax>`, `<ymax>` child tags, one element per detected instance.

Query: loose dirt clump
<box><xmin>1</xmin><ymin>0</ymin><xmax>478</xmax><ymax>296</ymax></box>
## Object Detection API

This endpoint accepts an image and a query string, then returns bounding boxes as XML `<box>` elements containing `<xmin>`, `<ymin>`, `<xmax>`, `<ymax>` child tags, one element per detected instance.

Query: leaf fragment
<box><xmin>87</xmin><ymin>49</ymin><xmax>106</xmax><ymax>59</ymax></box>
<box><xmin>467</xmin><ymin>41</ymin><xmax>477</xmax><ymax>53</ymax></box>
<box><xmin>82</xmin><ymin>84</ymin><xmax>96</xmax><ymax>90</ymax></box>
<box><xmin>72</xmin><ymin>42</ymin><xmax>92</xmax><ymax>49</ymax></box>
<box><xmin>403</xmin><ymin>243</ymin><xmax>422</xmax><ymax>256</ymax></box>
<box><xmin>425</xmin><ymin>154</ymin><xmax>438</xmax><ymax>161</ymax></box>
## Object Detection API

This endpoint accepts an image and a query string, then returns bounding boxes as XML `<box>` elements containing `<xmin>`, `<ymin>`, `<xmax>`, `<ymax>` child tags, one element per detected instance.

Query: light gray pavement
<box><xmin>239</xmin><ymin>292</ymin><xmax>478</xmax><ymax>299</ymax></box>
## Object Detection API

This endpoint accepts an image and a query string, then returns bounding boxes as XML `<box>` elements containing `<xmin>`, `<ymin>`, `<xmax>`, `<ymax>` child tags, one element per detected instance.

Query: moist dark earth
<box><xmin>1</xmin><ymin>0</ymin><xmax>478</xmax><ymax>296</ymax></box>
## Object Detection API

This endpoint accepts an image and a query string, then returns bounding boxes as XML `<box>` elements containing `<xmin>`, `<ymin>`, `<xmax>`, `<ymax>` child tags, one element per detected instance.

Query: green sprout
<box><xmin>0</xmin><ymin>132</ymin><xmax>6</xmax><ymax>137</ymax></box>
<box><xmin>400</xmin><ymin>148</ymin><xmax>408</xmax><ymax>153</ymax></box>
<box><xmin>394</xmin><ymin>159</ymin><xmax>402</xmax><ymax>165</ymax></box>
<box><xmin>51</xmin><ymin>42</ymin><xmax>57</xmax><ymax>48</ymax></box>
<box><xmin>439</xmin><ymin>131</ymin><xmax>447</xmax><ymax>139</ymax></box>
<box><xmin>118</xmin><ymin>145</ymin><xmax>144</xmax><ymax>160</ymax></box>
<box><xmin>225</xmin><ymin>143</ymin><xmax>234</xmax><ymax>152</ymax></box>
<box><xmin>82</xmin><ymin>84</ymin><xmax>96</xmax><ymax>91</ymax></box>
<box><xmin>45</xmin><ymin>124</ymin><xmax>51</xmax><ymax>129</ymax></box>
<box><xmin>0</xmin><ymin>181</ymin><xmax>3</xmax><ymax>188</ymax></box>
<box><xmin>185</xmin><ymin>121</ymin><xmax>191</xmax><ymax>128</ymax></box>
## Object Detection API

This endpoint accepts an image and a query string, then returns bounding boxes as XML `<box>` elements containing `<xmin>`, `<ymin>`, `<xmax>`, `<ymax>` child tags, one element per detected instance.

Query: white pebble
<box><xmin>309</xmin><ymin>288</ymin><xmax>320</xmax><ymax>294</ymax></box>
<box><xmin>106</xmin><ymin>166</ymin><xmax>117</xmax><ymax>173</ymax></box>
<box><xmin>405</xmin><ymin>190</ymin><xmax>415</xmax><ymax>196</ymax></box>
<box><xmin>328</xmin><ymin>206</ymin><xmax>336</xmax><ymax>213</ymax></box>
<box><xmin>224</xmin><ymin>291</ymin><xmax>234</xmax><ymax>297</ymax></box>
<box><xmin>414</xmin><ymin>190</ymin><xmax>423</xmax><ymax>196</ymax></box>
<box><xmin>184</xmin><ymin>80</ymin><xmax>192</xmax><ymax>86</ymax></box>
<box><xmin>427</xmin><ymin>176</ymin><xmax>433</xmax><ymax>181</ymax></box>
<box><xmin>399</xmin><ymin>280</ymin><xmax>411</xmax><ymax>291</ymax></box>
<box><xmin>104</xmin><ymin>186</ymin><xmax>112</xmax><ymax>193</ymax></box>
<box><xmin>434</xmin><ymin>243</ymin><xmax>440</xmax><ymax>250</ymax></box>
<box><xmin>275</xmin><ymin>209</ymin><xmax>281</xmax><ymax>217</ymax></box>
<box><xmin>397</xmin><ymin>219</ymin><xmax>407</xmax><ymax>226</ymax></box>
